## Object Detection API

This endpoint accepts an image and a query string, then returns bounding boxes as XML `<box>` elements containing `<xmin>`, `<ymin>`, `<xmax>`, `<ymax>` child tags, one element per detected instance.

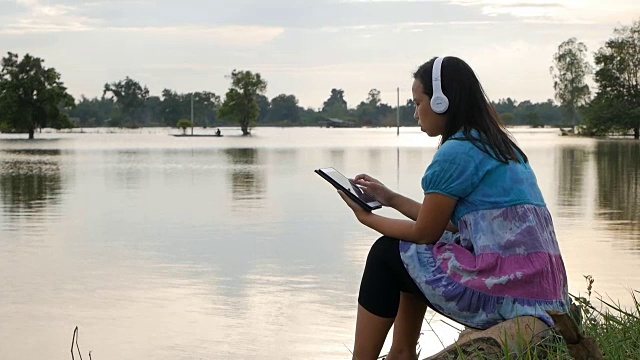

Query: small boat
<box><xmin>171</xmin><ymin>133</ymin><xmax>223</xmax><ymax>138</ymax></box>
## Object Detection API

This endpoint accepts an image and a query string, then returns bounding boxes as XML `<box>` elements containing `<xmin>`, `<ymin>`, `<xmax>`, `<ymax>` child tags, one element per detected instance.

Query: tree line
<box><xmin>1</xmin><ymin>18</ymin><xmax>638</xmax><ymax>139</ymax></box>
<box><xmin>0</xmin><ymin>55</ymin><xmax>565</xmax><ymax>139</ymax></box>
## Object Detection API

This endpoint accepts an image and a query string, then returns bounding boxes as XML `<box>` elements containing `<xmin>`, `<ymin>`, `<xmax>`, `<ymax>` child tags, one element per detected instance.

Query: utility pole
<box><xmin>396</xmin><ymin>87</ymin><xmax>400</xmax><ymax>136</ymax></box>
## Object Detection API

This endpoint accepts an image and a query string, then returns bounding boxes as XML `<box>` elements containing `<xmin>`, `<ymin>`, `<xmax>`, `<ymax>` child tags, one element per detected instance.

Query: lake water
<box><xmin>0</xmin><ymin>127</ymin><xmax>638</xmax><ymax>359</ymax></box>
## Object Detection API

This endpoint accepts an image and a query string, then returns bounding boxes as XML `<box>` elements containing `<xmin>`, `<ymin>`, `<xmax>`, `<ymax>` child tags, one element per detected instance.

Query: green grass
<box><xmin>570</xmin><ymin>276</ymin><xmax>640</xmax><ymax>359</ymax></box>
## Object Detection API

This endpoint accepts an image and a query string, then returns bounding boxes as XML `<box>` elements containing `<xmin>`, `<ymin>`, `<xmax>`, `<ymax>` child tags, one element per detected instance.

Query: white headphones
<box><xmin>430</xmin><ymin>56</ymin><xmax>449</xmax><ymax>114</ymax></box>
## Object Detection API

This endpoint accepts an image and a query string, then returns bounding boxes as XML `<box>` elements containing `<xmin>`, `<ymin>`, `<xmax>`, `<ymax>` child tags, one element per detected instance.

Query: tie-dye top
<box><xmin>399</xmin><ymin>131</ymin><xmax>569</xmax><ymax>329</ymax></box>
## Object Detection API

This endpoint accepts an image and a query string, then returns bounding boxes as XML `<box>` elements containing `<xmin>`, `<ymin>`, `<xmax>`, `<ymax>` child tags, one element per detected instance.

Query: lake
<box><xmin>0</xmin><ymin>127</ymin><xmax>638</xmax><ymax>359</ymax></box>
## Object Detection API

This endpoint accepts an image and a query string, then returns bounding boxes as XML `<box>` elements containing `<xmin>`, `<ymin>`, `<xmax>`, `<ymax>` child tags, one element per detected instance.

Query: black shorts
<box><xmin>358</xmin><ymin>236</ymin><xmax>434</xmax><ymax>318</ymax></box>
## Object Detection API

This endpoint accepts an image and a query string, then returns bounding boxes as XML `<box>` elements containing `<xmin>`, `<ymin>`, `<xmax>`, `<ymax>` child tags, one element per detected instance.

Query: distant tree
<box><xmin>160</xmin><ymin>89</ymin><xmax>186</xmax><ymax>126</ymax></box>
<box><xmin>266</xmin><ymin>94</ymin><xmax>300</xmax><ymax>125</ymax></box>
<box><xmin>550</xmin><ymin>37</ymin><xmax>593</xmax><ymax>126</ymax></box>
<box><xmin>500</xmin><ymin>113</ymin><xmax>514</xmax><ymax>125</ymax></box>
<box><xmin>398</xmin><ymin>99</ymin><xmax>416</xmax><ymax>126</ymax></box>
<box><xmin>255</xmin><ymin>94</ymin><xmax>270</xmax><ymax>124</ymax></box>
<box><xmin>103</xmin><ymin>76</ymin><xmax>149</xmax><ymax>128</ymax></box>
<box><xmin>366</xmin><ymin>88</ymin><xmax>381</xmax><ymax>106</ymax></box>
<box><xmin>299</xmin><ymin>107</ymin><xmax>325</xmax><ymax>126</ymax></box>
<box><xmin>197</xmin><ymin>91</ymin><xmax>221</xmax><ymax>128</ymax></box>
<box><xmin>67</xmin><ymin>96</ymin><xmax>116</xmax><ymax>127</ymax></box>
<box><xmin>322</xmin><ymin>88</ymin><xmax>349</xmax><ymax>119</ymax></box>
<box><xmin>525</xmin><ymin>111</ymin><xmax>544</xmax><ymax>128</ymax></box>
<box><xmin>217</xmin><ymin>70</ymin><xmax>267</xmax><ymax>135</ymax></box>
<box><xmin>536</xmin><ymin>99</ymin><xmax>564</xmax><ymax>126</ymax></box>
<box><xmin>493</xmin><ymin>98</ymin><xmax>517</xmax><ymax>115</ymax></box>
<box><xmin>176</xmin><ymin>119</ymin><xmax>192</xmax><ymax>135</ymax></box>
<box><xmin>160</xmin><ymin>90</ymin><xmax>220</xmax><ymax>127</ymax></box>
<box><xmin>585</xmin><ymin>19</ymin><xmax>640</xmax><ymax>138</ymax></box>
<box><xmin>355</xmin><ymin>88</ymin><xmax>385</xmax><ymax>126</ymax></box>
<box><xmin>0</xmin><ymin>52</ymin><xmax>75</xmax><ymax>139</ymax></box>
<box><xmin>142</xmin><ymin>95</ymin><xmax>163</xmax><ymax>126</ymax></box>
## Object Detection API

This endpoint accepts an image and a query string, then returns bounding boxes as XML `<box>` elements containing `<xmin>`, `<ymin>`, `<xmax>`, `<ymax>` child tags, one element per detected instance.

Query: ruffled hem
<box><xmin>399</xmin><ymin>239</ymin><xmax>569</xmax><ymax>329</ymax></box>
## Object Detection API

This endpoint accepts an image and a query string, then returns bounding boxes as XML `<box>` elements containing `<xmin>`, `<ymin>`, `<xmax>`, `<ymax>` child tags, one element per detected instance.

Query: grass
<box><xmin>569</xmin><ymin>275</ymin><xmax>640</xmax><ymax>359</ymax></box>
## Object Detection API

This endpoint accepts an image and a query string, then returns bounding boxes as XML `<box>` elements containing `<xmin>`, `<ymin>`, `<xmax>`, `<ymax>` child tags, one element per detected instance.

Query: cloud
<box><xmin>3</xmin><ymin>0</ymin><xmax>499</xmax><ymax>30</ymax></box>
<box><xmin>0</xmin><ymin>0</ymin><xmax>284</xmax><ymax>45</ymax></box>
<box><xmin>448</xmin><ymin>0</ymin><xmax>638</xmax><ymax>24</ymax></box>
<box><xmin>0</xmin><ymin>0</ymin><xmax>96</xmax><ymax>34</ymax></box>
<box><xmin>107</xmin><ymin>25</ymin><xmax>285</xmax><ymax>46</ymax></box>
<box><xmin>0</xmin><ymin>0</ymin><xmax>639</xmax><ymax>108</ymax></box>
<box><xmin>318</xmin><ymin>20</ymin><xmax>497</xmax><ymax>32</ymax></box>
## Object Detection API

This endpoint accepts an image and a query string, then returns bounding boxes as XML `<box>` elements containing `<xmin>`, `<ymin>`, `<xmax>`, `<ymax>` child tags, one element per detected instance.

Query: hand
<box><xmin>337</xmin><ymin>190</ymin><xmax>370</xmax><ymax>221</ymax></box>
<box><xmin>352</xmin><ymin>174</ymin><xmax>396</xmax><ymax>207</ymax></box>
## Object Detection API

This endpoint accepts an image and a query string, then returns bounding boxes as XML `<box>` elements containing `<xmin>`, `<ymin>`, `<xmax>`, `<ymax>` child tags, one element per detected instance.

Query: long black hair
<box><xmin>413</xmin><ymin>56</ymin><xmax>528</xmax><ymax>164</ymax></box>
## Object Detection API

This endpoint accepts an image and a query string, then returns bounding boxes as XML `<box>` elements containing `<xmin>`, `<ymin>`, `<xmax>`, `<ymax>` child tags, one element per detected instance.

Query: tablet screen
<box><xmin>319</xmin><ymin>168</ymin><xmax>379</xmax><ymax>205</ymax></box>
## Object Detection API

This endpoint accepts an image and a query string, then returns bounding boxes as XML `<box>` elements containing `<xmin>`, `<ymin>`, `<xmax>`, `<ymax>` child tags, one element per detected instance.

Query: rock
<box><xmin>423</xmin><ymin>317</ymin><xmax>551</xmax><ymax>360</ymax></box>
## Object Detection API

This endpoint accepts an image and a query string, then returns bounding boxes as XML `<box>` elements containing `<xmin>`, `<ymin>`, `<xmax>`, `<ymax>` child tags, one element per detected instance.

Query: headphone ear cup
<box><xmin>430</xmin><ymin>94</ymin><xmax>449</xmax><ymax>114</ymax></box>
<box><xmin>431</xmin><ymin>56</ymin><xmax>449</xmax><ymax>114</ymax></box>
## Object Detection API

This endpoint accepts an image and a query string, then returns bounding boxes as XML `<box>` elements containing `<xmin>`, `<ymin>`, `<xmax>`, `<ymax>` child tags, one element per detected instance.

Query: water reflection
<box><xmin>0</xmin><ymin>150</ymin><xmax>63</xmax><ymax>231</ymax></box>
<box><xmin>0</xmin><ymin>129</ymin><xmax>639</xmax><ymax>360</ymax></box>
<box><xmin>271</xmin><ymin>148</ymin><xmax>299</xmax><ymax>175</ymax></box>
<box><xmin>556</xmin><ymin>147</ymin><xmax>589</xmax><ymax>216</ymax></box>
<box><xmin>224</xmin><ymin>148</ymin><xmax>265</xmax><ymax>203</ymax></box>
<box><xmin>108</xmin><ymin>150</ymin><xmax>151</xmax><ymax>190</ymax></box>
<box><xmin>329</xmin><ymin>149</ymin><xmax>345</xmax><ymax>170</ymax></box>
<box><xmin>595</xmin><ymin>141</ymin><xmax>640</xmax><ymax>241</ymax></box>
<box><xmin>367</xmin><ymin>148</ymin><xmax>382</xmax><ymax>175</ymax></box>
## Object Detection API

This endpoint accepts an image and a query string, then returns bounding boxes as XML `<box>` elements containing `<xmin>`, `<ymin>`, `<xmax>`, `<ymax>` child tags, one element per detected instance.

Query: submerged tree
<box><xmin>586</xmin><ymin>19</ymin><xmax>640</xmax><ymax>138</ymax></box>
<box><xmin>0</xmin><ymin>52</ymin><xmax>75</xmax><ymax>139</ymax></box>
<box><xmin>176</xmin><ymin>119</ymin><xmax>193</xmax><ymax>135</ymax></box>
<box><xmin>217</xmin><ymin>70</ymin><xmax>267</xmax><ymax>135</ymax></box>
<box><xmin>550</xmin><ymin>37</ymin><xmax>592</xmax><ymax>126</ymax></box>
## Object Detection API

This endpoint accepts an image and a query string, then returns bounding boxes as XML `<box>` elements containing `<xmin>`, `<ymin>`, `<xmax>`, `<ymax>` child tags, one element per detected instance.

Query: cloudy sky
<box><xmin>0</xmin><ymin>0</ymin><xmax>638</xmax><ymax>108</ymax></box>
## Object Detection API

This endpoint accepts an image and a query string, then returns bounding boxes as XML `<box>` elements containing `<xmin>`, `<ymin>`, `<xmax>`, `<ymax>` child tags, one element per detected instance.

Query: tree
<box><xmin>142</xmin><ymin>95</ymin><xmax>163</xmax><ymax>126</ymax></box>
<box><xmin>322</xmin><ymin>88</ymin><xmax>349</xmax><ymax>119</ymax></box>
<box><xmin>398</xmin><ymin>99</ymin><xmax>417</xmax><ymax>126</ymax></box>
<box><xmin>0</xmin><ymin>52</ymin><xmax>75</xmax><ymax>139</ymax></box>
<box><xmin>493</xmin><ymin>98</ymin><xmax>517</xmax><ymax>115</ymax></box>
<box><xmin>194</xmin><ymin>91</ymin><xmax>221</xmax><ymax>128</ymax></box>
<box><xmin>266</xmin><ymin>94</ymin><xmax>300</xmax><ymax>125</ymax></box>
<box><xmin>500</xmin><ymin>113</ymin><xmax>514</xmax><ymax>126</ymax></box>
<box><xmin>355</xmin><ymin>88</ymin><xmax>385</xmax><ymax>126</ymax></box>
<box><xmin>67</xmin><ymin>96</ymin><xmax>116</xmax><ymax>127</ymax></box>
<box><xmin>366</xmin><ymin>88</ymin><xmax>381</xmax><ymax>107</ymax></box>
<box><xmin>550</xmin><ymin>37</ymin><xmax>592</xmax><ymax>126</ymax></box>
<box><xmin>255</xmin><ymin>94</ymin><xmax>270</xmax><ymax>124</ymax></box>
<box><xmin>217</xmin><ymin>70</ymin><xmax>267</xmax><ymax>135</ymax></box>
<box><xmin>176</xmin><ymin>119</ymin><xmax>193</xmax><ymax>135</ymax></box>
<box><xmin>586</xmin><ymin>19</ymin><xmax>640</xmax><ymax>138</ymax></box>
<box><xmin>160</xmin><ymin>89</ymin><xmax>186</xmax><ymax>126</ymax></box>
<box><xmin>525</xmin><ymin>111</ymin><xmax>543</xmax><ymax>128</ymax></box>
<box><xmin>103</xmin><ymin>76</ymin><xmax>149</xmax><ymax>128</ymax></box>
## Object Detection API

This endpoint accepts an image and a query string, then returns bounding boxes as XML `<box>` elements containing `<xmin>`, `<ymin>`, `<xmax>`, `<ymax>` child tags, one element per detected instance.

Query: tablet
<box><xmin>314</xmin><ymin>167</ymin><xmax>382</xmax><ymax>211</ymax></box>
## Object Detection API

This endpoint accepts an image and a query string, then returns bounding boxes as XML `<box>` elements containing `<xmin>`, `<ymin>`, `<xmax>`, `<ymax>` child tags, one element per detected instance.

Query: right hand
<box><xmin>352</xmin><ymin>173</ymin><xmax>396</xmax><ymax>207</ymax></box>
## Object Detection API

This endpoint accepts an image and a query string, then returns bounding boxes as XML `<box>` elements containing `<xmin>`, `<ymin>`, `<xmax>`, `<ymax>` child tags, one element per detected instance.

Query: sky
<box><xmin>0</xmin><ymin>0</ymin><xmax>638</xmax><ymax>109</ymax></box>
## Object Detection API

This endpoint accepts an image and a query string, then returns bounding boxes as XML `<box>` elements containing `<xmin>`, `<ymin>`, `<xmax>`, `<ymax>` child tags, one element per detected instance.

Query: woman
<box><xmin>338</xmin><ymin>56</ymin><xmax>569</xmax><ymax>360</ymax></box>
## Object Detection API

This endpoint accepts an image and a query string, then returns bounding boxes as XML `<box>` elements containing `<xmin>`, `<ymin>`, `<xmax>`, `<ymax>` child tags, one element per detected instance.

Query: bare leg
<box><xmin>386</xmin><ymin>292</ymin><xmax>428</xmax><ymax>360</ymax></box>
<box><xmin>353</xmin><ymin>304</ymin><xmax>395</xmax><ymax>360</ymax></box>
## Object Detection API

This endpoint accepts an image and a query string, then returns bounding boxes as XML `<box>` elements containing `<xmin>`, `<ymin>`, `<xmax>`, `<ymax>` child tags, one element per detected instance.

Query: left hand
<box><xmin>337</xmin><ymin>190</ymin><xmax>370</xmax><ymax>221</ymax></box>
